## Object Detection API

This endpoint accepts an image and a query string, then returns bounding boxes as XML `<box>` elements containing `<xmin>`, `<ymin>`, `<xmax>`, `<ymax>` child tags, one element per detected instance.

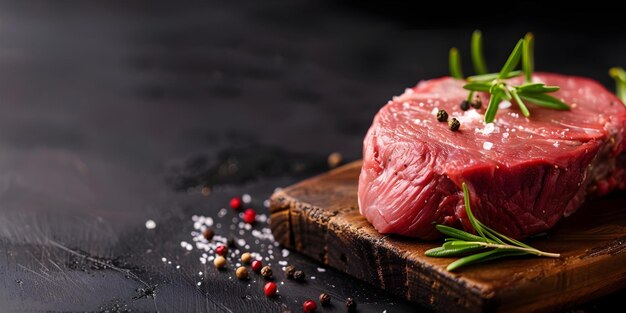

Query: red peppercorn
<box><xmin>303</xmin><ymin>300</ymin><xmax>316</xmax><ymax>312</ymax></box>
<box><xmin>243</xmin><ymin>208</ymin><xmax>256</xmax><ymax>224</ymax></box>
<box><xmin>264</xmin><ymin>282</ymin><xmax>277</xmax><ymax>297</ymax></box>
<box><xmin>251</xmin><ymin>260</ymin><xmax>262</xmax><ymax>273</ymax></box>
<box><xmin>215</xmin><ymin>245</ymin><xmax>228</xmax><ymax>256</ymax></box>
<box><xmin>230</xmin><ymin>197</ymin><xmax>242</xmax><ymax>210</ymax></box>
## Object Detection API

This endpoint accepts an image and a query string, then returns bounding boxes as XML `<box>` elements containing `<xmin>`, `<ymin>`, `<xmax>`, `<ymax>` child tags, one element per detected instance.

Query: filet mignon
<box><xmin>358</xmin><ymin>73</ymin><xmax>626</xmax><ymax>239</ymax></box>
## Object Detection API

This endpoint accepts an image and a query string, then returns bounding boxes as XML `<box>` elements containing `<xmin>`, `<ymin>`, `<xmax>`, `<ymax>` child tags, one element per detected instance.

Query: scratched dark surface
<box><xmin>0</xmin><ymin>1</ymin><xmax>625</xmax><ymax>312</ymax></box>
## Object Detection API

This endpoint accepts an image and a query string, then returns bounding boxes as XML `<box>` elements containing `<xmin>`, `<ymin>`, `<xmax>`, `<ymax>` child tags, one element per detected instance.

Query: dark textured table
<box><xmin>0</xmin><ymin>1</ymin><xmax>624</xmax><ymax>312</ymax></box>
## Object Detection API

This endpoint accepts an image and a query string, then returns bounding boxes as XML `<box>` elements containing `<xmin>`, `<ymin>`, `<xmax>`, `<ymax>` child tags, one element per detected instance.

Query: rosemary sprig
<box><xmin>425</xmin><ymin>183</ymin><xmax>560</xmax><ymax>271</ymax></box>
<box><xmin>451</xmin><ymin>32</ymin><xmax>570</xmax><ymax>123</ymax></box>
<box><xmin>609</xmin><ymin>67</ymin><xmax>626</xmax><ymax>103</ymax></box>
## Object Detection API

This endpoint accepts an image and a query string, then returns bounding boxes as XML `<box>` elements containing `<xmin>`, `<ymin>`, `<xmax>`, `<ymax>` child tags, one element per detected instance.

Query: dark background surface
<box><xmin>0</xmin><ymin>1</ymin><xmax>625</xmax><ymax>312</ymax></box>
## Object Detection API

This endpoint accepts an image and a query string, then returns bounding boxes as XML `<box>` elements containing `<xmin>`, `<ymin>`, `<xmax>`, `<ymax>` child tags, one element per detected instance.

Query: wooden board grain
<box><xmin>269</xmin><ymin>161</ymin><xmax>626</xmax><ymax>313</ymax></box>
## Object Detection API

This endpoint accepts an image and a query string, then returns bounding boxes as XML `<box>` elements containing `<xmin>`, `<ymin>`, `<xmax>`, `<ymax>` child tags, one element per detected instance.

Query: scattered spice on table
<box><xmin>284</xmin><ymin>265</ymin><xmax>296</xmax><ymax>279</ymax></box>
<box><xmin>327</xmin><ymin>152</ymin><xmax>343</xmax><ymax>168</ymax></box>
<box><xmin>243</xmin><ymin>208</ymin><xmax>256</xmax><ymax>224</ymax></box>
<box><xmin>303</xmin><ymin>300</ymin><xmax>317</xmax><ymax>313</ymax></box>
<box><xmin>230</xmin><ymin>197</ymin><xmax>242</xmax><ymax>210</ymax></box>
<box><xmin>294</xmin><ymin>270</ymin><xmax>305</xmax><ymax>282</ymax></box>
<box><xmin>216</xmin><ymin>245</ymin><xmax>228</xmax><ymax>256</ymax></box>
<box><xmin>319</xmin><ymin>293</ymin><xmax>331</xmax><ymax>306</ymax></box>
<box><xmin>261</xmin><ymin>265</ymin><xmax>273</xmax><ymax>280</ymax></box>
<box><xmin>241</xmin><ymin>252</ymin><xmax>252</xmax><ymax>264</ymax></box>
<box><xmin>346</xmin><ymin>298</ymin><xmax>357</xmax><ymax>311</ymax></box>
<box><xmin>236</xmin><ymin>266</ymin><xmax>248</xmax><ymax>280</ymax></box>
<box><xmin>251</xmin><ymin>260</ymin><xmax>263</xmax><ymax>273</ymax></box>
<box><xmin>264</xmin><ymin>282</ymin><xmax>277</xmax><ymax>297</ymax></box>
<box><xmin>214</xmin><ymin>256</ymin><xmax>226</xmax><ymax>269</ymax></box>
<box><xmin>202</xmin><ymin>228</ymin><xmax>214</xmax><ymax>241</ymax></box>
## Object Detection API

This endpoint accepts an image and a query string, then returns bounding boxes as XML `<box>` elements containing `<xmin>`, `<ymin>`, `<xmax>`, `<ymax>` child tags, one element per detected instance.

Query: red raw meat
<box><xmin>358</xmin><ymin>73</ymin><xmax>626</xmax><ymax>239</ymax></box>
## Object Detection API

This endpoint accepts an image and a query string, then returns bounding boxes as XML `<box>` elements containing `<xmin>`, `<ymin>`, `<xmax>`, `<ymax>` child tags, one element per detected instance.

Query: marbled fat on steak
<box><xmin>358</xmin><ymin>73</ymin><xmax>626</xmax><ymax>239</ymax></box>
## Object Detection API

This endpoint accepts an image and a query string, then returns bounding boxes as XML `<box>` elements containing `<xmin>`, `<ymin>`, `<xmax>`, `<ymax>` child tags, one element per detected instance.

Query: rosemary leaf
<box><xmin>510</xmin><ymin>88</ymin><xmax>530</xmax><ymax>117</ymax></box>
<box><xmin>522</xmin><ymin>33</ymin><xmax>534</xmax><ymax>83</ymax></box>
<box><xmin>498</xmin><ymin>39</ymin><xmax>524</xmax><ymax>79</ymax></box>
<box><xmin>471</xmin><ymin>30</ymin><xmax>489</xmax><ymax>75</ymax></box>
<box><xmin>435</xmin><ymin>225</ymin><xmax>490</xmax><ymax>242</ymax></box>
<box><xmin>463</xmin><ymin>82</ymin><xmax>491</xmax><ymax>92</ymax></box>
<box><xmin>449</xmin><ymin>47</ymin><xmax>464</xmax><ymax>79</ymax></box>
<box><xmin>425</xmin><ymin>246</ymin><xmax>486</xmax><ymax>257</ymax></box>
<box><xmin>467</xmin><ymin>70</ymin><xmax>522</xmax><ymax>82</ymax></box>
<box><xmin>484</xmin><ymin>91</ymin><xmax>501</xmax><ymax>124</ymax></box>
<box><xmin>609</xmin><ymin>67</ymin><xmax>626</xmax><ymax>103</ymax></box>
<box><xmin>518</xmin><ymin>92</ymin><xmax>570</xmax><ymax>110</ymax></box>
<box><xmin>448</xmin><ymin>250</ymin><xmax>530</xmax><ymax>271</ymax></box>
<box><xmin>516</xmin><ymin>83</ymin><xmax>560</xmax><ymax>93</ymax></box>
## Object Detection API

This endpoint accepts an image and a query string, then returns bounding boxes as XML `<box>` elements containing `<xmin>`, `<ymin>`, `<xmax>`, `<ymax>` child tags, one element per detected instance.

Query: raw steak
<box><xmin>358</xmin><ymin>73</ymin><xmax>626</xmax><ymax>240</ymax></box>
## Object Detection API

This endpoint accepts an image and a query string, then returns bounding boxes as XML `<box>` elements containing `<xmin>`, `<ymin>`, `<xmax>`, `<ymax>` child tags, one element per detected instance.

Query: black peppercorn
<box><xmin>471</xmin><ymin>99</ymin><xmax>482</xmax><ymax>109</ymax></box>
<box><xmin>202</xmin><ymin>228</ymin><xmax>214</xmax><ymax>241</ymax></box>
<box><xmin>319</xmin><ymin>293</ymin><xmax>331</xmax><ymax>306</ymax></box>
<box><xmin>346</xmin><ymin>298</ymin><xmax>357</xmax><ymax>311</ymax></box>
<box><xmin>436</xmin><ymin>109</ymin><xmax>448</xmax><ymax>122</ymax></box>
<box><xmin>294</xmin><ymin>270</ymin><xmax>305</xmax><ymax>282</ymax></box>
<box><xmin>448</xmin><ymin>118</ymin><xmax>460</xmax><ymax>131</ymax></box>
<box><xmin>227</xmin><ymin>237</ymin><xmax>237</xmax><ymax>248</ymax></box>
<box><xmin>260</xmin><ymin>265</ymin><xmax>273</xmax><ymax>280</ymax></box>
<box><xmin>284</xmin><ymin>265</ymin><xmax>296</xmax><ymax>279</ymax></box>
<box><xmin>460</xmin><ymin>100</ymin><xmax>471</xmax><ymax>111</ymax></box>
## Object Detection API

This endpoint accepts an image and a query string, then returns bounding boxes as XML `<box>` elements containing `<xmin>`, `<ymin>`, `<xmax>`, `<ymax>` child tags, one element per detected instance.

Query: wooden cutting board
<box><xmin>269</xmin><ymin>161</ymin><xmax>626</xmax><ymax>313</ymax></box>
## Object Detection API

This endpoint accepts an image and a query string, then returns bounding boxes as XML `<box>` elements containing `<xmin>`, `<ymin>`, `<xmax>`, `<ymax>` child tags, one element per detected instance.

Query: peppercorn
<box><xmin>448</xmin><ymin>118</ymin><xmax>460</xmax><ymax>131</ymax></box>
<box><xmin>243</xmin><ymin>208</ymin><xmax>256</xmax><ymax>224</ymax></box>
<box><xmin>460</xmin><ymin>100</ymin><xmax>471</xmax><ymax>111</ymax></box>
<box><xmin>319</xmin><ymin>293</ymin><xmax>331</xmax><ymax>306</ymax></box>
<box><xmin>213</xmin><ymin>256</ymin><xmax>226</xmax><ymax>269</ymax></box>
<box><xmin>294</xmin><ymin>270</ymin><xmax>305</xmax><ymax>282</ymax></box>
<box><xmin>346</xmin><ymin>298</ymin><xmax>357</xmax><ymax>311</ymax></box>
<box><xmin>251</xmin><ymin>260</ymin><xmax>262</xmax><ymax>273</ymax></box>
<box><xmin>436</xmin><ymin>109</ymin><xmax>448</xmax><ymax>122</ymax></box>
<box><xmin>227</xmin><ymin>237</ymin><xmax>237</xmax><ymax>248</ymax></box>
<box><xmin>264</xmin><ymin>282</ymin><xmax>277</xmax><ymax>297</ymax></box>
<box><xmin>230</xmin><ymin>197</ymin><xmax>242</xmax><ymax>210</ymax></box>
<box><xmin>303</xmin><ymin>300</ymin><xmax>317</xmax><ymax>312</ymax></box>
<box><xmin>236</xmin><ymin>266</ymin><xmax>248</xmax><ymax>280</ymax></box>
<box><xmin>202</xmin><ymin>228</ymin><xmax>214</xmax><ymax>241</ymax></box>
<box><xmin>284</xmin><ymin>265</ymin><xmax>296</xmax><ymax>279</ymax></box>
<box><xmin>471</xmin><ymin>99</ymin><xmax>482</xmax><ymax>109</ymax></box>
<box><xmin>241</xmin><ymin>252</ymin><xmax>252</xmax><ymax>264</ymax></box>
<box><xmin>327</xmin><ymin>152</ymin><xmax>342</xmax><ymax>168</ymax></box>
<box><xmin>260</xmin><ymin>265</ymin><xmax>273</xmax><ymax>280</ymax></box>
<box><xmin>216</xmin><ymin>245</ymin><xmax>228</xmax><ymax>256</ymax></box>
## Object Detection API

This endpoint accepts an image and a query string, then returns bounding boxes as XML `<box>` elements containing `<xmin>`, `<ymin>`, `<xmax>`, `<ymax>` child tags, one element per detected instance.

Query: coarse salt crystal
<box><xmin>482</xmin><ymin>123</ymin><xmax>495</xmax><ymax>135</ymax></box>
<box><xmin>503</xmin><ymin>132</ymin><xmax>510</xmax><ymax>138</ymax></box>
<box><xmin>499</xmin><ymin>100</ymin><xmax>512</xmax><ymax>109</ymax></box>
<box><xmin>145</xmin><ymin>220</ymin><xmax>156</xmax><ymax>229</ymax></box>
<box><xmin>483</xmin><ymin>142</ymin><xmax>493</xmax><ymax>150</ymax></box>
<box><xmin>553</xmin><ymin>141</ymin><xmax>560</xmax><ymax>148</ymax></box>
<box><xmin>402</xmin><ymin>102</ymin><xmax>410</xmax><ymax>109</ymax></box>
<box><xmin>242</xmin><ymin>194</ymin><xmax>251</xmax><ymax>203</ymax></box>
